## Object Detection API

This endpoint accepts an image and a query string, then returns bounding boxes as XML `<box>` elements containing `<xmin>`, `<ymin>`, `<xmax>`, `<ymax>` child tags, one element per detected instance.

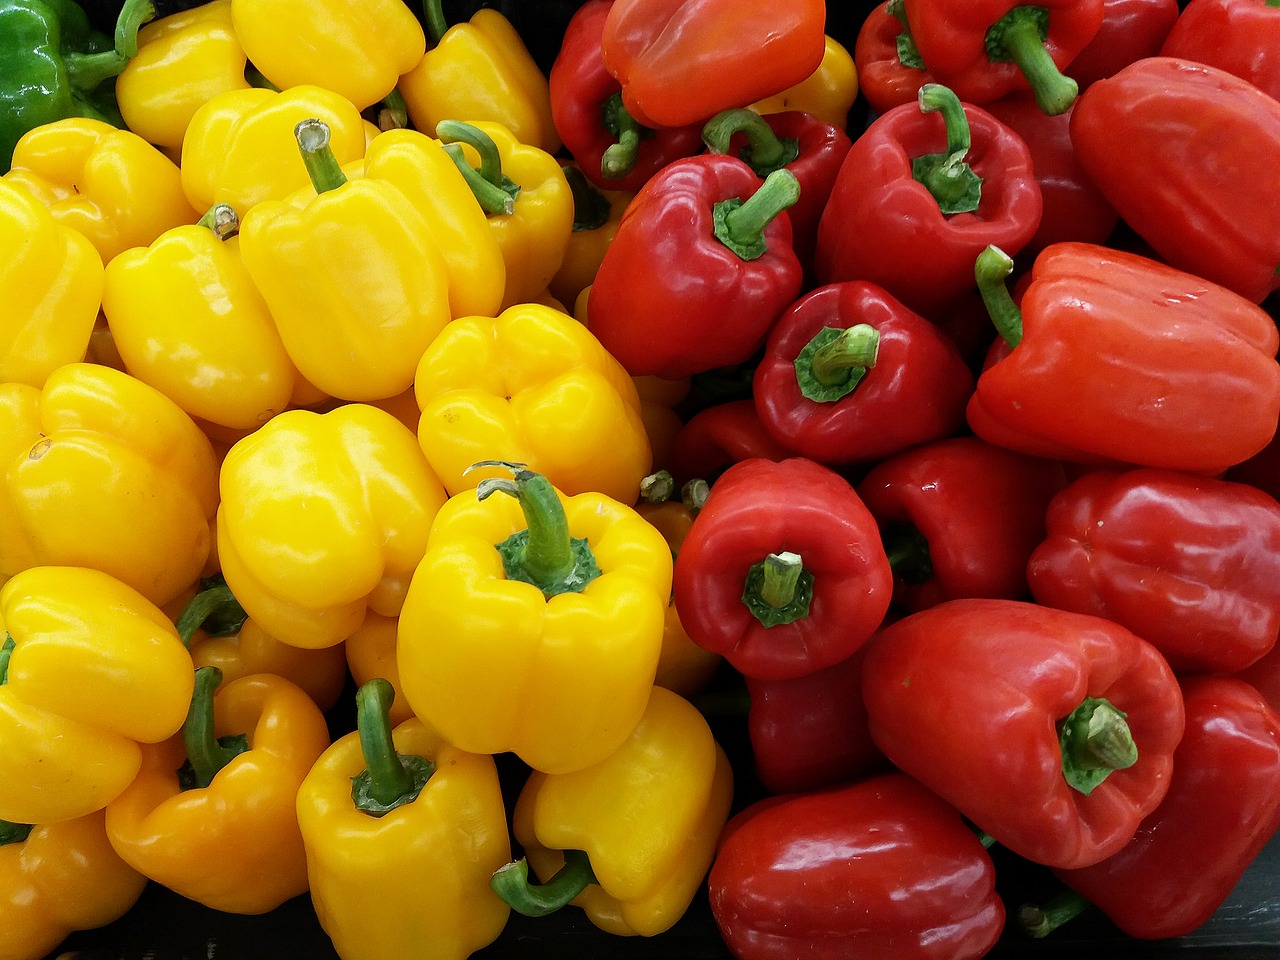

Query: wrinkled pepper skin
<box><xmin>708</xmin><ymin>772</ymin><xmax>1006</xmax><ymax>960</ymax></box>
<box><xmin>1159</xmin><ymin>0</ymin><xmax>1280</xmax><ymax>103</ymax></box>
<box><xmin>862</xmin><ymin>598</ymin><xmax>1186</xmax><ymax>869</ymax></box>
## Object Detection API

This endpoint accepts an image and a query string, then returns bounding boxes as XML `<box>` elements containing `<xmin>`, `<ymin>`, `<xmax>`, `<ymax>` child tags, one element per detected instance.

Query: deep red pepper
<box><xmin>1237</xmin><ymin>646</ymin><xmax>1280</xmax><ymax>715</ymax></box>
<box><xmin>813</xmin><ymin>83</ymin><xmax>1042</xmax><ymax>319</ymax></box>
<box><xmin>853</xmin><ymin>0</ymin><xmax>935</xmax><ymax>116</ymax></box>
<box><xmin>672</xmin><ymin>457</ymin><xmax>893</xmax><ymax>681</ymax></box>
<box><xmin>751</xmin><ymin>281</ymin><xmax>975</xmax><ymax>466</ymax></box>
<box><xmin>587</xmin><ymin>154</ymin><xmax>803</xmax><ymax>380</ymax></box>
<box><xmin>1067</xmin><ymin>0</ymin><xmax>1181</xmax><ymax>89</ymax></box>
<box><xmin>665</xmin><ymin>399</ymin><xmax>795</xmax><ymax>487</ymax></box>
<box><xmin>856</xmin><ymin>436</ymin><xmax>1068</xmax><ymax>613</ymax></box>
<box><xmin>708</xmin><ymin>772</ymin><xmax>1006</xmax><ymax>960</ymax></box>
<box><xmin>1069</xmin><ymin>56</ymin><xmax>1280</xmax><ymax>304</ymax></box>
<box><xmin>548</xmin><ymin>0</ymin><xmax>704</xmax><ymax>193</ymax></box>
<box><xmin>861</xmin><ymin>597</ymin><xmax>1186</xmax><ymax>869</ymax></box>
<box><xmin>1159</xmin><ymin>0</ymin><xmax>1280</xmax><ymax>103</ymax></box>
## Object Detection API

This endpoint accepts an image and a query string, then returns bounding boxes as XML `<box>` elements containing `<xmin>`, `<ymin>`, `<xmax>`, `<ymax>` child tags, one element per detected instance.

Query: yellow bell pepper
<box><xmin>0</xmin><ymin>810</ymin><xmax>147</xmax><ymax>960</ymax></box>
<box><xmin>413</xmin><ymin>301</ymin><xmax>651</xmax><ymax>503</ymax></box>
<box><xmin>343</xmin><ymin>611</ymin><xmax>413</xmax><ymax>727</ymax></box>
<box><xmin>437</xmin><ymin>120</ymin><xmax>573</xmax><ymax>310</ymax></box>
<box><xmin>548</xmin><ymin>164</ymin><xmax>632</xmax><ymax>310</ymax></box>
<box><xmin>398</xmin><ymin>462</ymin><xmax>670</xmax><ymax>774</ymax></box>
<box><xmin>115</xmin><ymin>0</ymin><xmax>251</xmax><ymax>154</ymax></box>
<box><xmin>493</xmin><ymin>685</ymin><xmax>735</xmax><ymax>936</ymax></box>
<box><xmin>179</xmin><ymin>84</ymin><xmax>366</xmax><ymax>216</ymax></box>
<box><xmin>104</xmin><ymin>667</ymin><xmax>331</xmax><ymax>915</ymax></box>
<box><xmin>3</xmin><ymin>118</ymin><xmax>199</xmax><ymax>264</ymax></box>
<box><xmin>237</xmin><ymin>119</ymin><xmax>453</xmax><ymax>402</ymax></box>
<box><xmin>230</xmin><ymin>0</ymin><xmax>425</xmax><ymax>110</ymax></box>
<box><xmin>401</xmin><ymin>0</ymin><xmax>560</xmax><ymax>155</ymax></box>
<box><xmin>0</xmin><ymin>363</ymin><xmax>220</xmax><ymax>608</ymax></box>
<box><xmin>216</xmin><ymin>402</ymin><xmax>448</xmax><ymax>650</ymax></box>
<box><xmin>0</xmin><ymin>566</ymin><xmax>195</xmax><ymax>825</ymax></box>
<box><xmin>296</xmin><ymin>679</ymin><xmax>512</xmax><ymax>960</ymax></box>
<box><xmin>0</xmin><ymin>178</ymin><xmax>102</xmax><ymax>389</ymax></box>
<box><xmin>750</xmin><ymin>34</ymin><xmax>860</xmax><ymax>132</ymax></box>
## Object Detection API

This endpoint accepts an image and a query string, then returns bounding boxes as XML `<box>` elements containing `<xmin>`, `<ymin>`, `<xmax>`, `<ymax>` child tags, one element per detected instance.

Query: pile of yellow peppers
<box><xmin>0</xmin><ymin>2</ymin><xmax>860</xmax><ymax>959</ymax></box>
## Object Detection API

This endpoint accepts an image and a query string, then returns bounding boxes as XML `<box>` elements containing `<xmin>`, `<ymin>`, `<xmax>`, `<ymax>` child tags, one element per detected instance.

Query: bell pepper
<box><xmin>1069</xmin><ymin>55</ymin><xmax>1280</xmax><ymax>303</ymax></box>
<box><xmin>814</xmin><ymin>82</ymin><xmax>1043</xmax><ymax>319</ymax></box>
<box><xmin>599</xmin><ymin>0</ymin><xmax>828</xmax><ymax>129</ymax></box>
<box><xmin>0</xmin><ymin>809</ymin><xmax>147</xmax><ymax>960</ymax></box>
<box><xmin>104</xmin><ymin>666</ymin><xmax>330</xmax><ymax>914</ymax></box>
<box><xmin>902</xmin><ymin>0</ymin><xmax>1105</xmax><ymax>114</ymax></box>
<box><xmin>401</xmin><ymin>0</ymin><xmax>560</xmax><ymax>156</ymax></box>
<box><xmin>665</xmin><ymin>399</ymin><xmax>795</xmax><ymax>487</ymax></box>
<box><xmin>228</xmin><ymin>0</ymin><xmax>423</xmax><ymax>111</ymax></box>
<box><xmin>3</xmin><ymin>116</ymin><xmax>198</xmax><ymax>264</ymax></box>
<box><xmin>854</xmin><ymin>0</ymin><xmax>935</xmax><ymax>115</ymax></box>
<box><xmin>751</xmin><ymin>280</ymin><xmax>976</xmax><ymax>466</ymax></box>
<box><xmin>0</xmin><ymin>176</ymin><xmax>101</xmax><ymax>388</ymax></box>
<box><xmin>493</xmin><ymin>685</ymin><xmax>734</xmax><ymax>937</ymax></box>
<box><xmin>855</xmin><ymin>436</ymin><xmax>1068</xmax><ymax>612</ymax></box>
<box><xmin>672</xmin><ymin>456</ymin><xmax>894</xmax><ymax>681</ymax></box>
<box><xmin>967</xmin><ymin>242</ymin><xmax>1280</xmax><ymax>474</ymax></box>
<box><xmin>1026</xmin><ymin>676</ymin><xmax>1280</xmax><ymax>940</ymax></box>
<box><xmin>861</xmin><ymin>597</ymin><xmax>1187</xmax><ymax>869</ymax></box>
<box><xmin>1159</xmin><ymin>0</ymin><xmax>1280</xmax><ymax>102</ymax></box>
<box><xmin>237</xmin><ymin>119</ymin><xmax>453</xmax><ymax>402</ymax></box>
<box><xmin>0</xmin><ymin>565</ymin><xmax>195</xmax><ymax>825</ymax></box>
<box><xmin>1238</xmin><ymin>645</ymin><xmax>1280</xmax><ymax>716</ymax></box>
<box><xmin>708</xmin><ymin>772</ymin><xmax>1006</xmax><ymax>960</ymax></box>
<box><xmin>1067</xmin><ymin>0</ymin><xmax>1181</xmax><ymax>88</ymax></box>
<box><xmin>342</xmin><ymin>612</ymin><xmax>413</xmax><ymax>727</ymax></box>
<box><xmin>1027</xmin><ymin>467</ymin><xmax>1280</xmax><ymax>674</ymax></box>
<box><xmin>0</xmin><ymin>362</ymin><xmax>220</xmax><ymax>608</ymax></box>
<box><xmin>547</xmin><ymin>165</ymin><xmax>632</xmax><ymax>310</ymax></box>
<box><xmin>587</xmin><ymin>155</ymin><xmax>803</xmax><ymax>380</ymax></box>
<box><xmin>397</xmin><ymin>461</ymin><xmax>671</xmax><ymax>774</ymax></box>
<box><xmin>296</xmin><ymin>679</ymin><xmax>512</xmax><ymax>960</ymax></box>
<box><xmin>750</xmin><ymin>33</ymin><xmax>860</xmax><ymax>132</ymax></box>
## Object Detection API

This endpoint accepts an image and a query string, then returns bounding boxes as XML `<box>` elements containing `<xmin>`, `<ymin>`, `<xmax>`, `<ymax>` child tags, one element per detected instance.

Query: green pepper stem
<box><xmin>985</xmin><ymin>6</ymin><xmax>1079</xmax><ymax>116</ymax></box>
<box><xmin>64</xmin><ymin>49</ymin><xmax>130</xmax><ymax>91</ymax></box>
<box><xmin>181</xmin><ymin>666</ymin><xmax>247</xmax><ymax>791</ymax></box>
<box><xmin>0</xmin><ymin>635</ymin><xmax>12</xmax><ymax>686</ymax></box>
<box><xmin>437</xmin><ymin>120</ymin><xmax>520</xmax><ymax>216</ymax></box>
<box><xmin>742</xmin><ymin>551</ymin><xmax>814</xmax><ymax>626</ymax></box>
<box><xmin>975</xmin><ymin>244</ymin><xmax>1023</xmax><ymax>348</ymax></box>
<box><xmin>713</xmin><ymin>167</ymin><xmax>801</xmax><ymax>261</ymax></box>
<box><xmin>1020</xmin><ymin>889</ymin><xmax>1092</xmax><ymax>938</ymax></box>
<box><xmin>294</xmin><ymin>118</ymin><xmax>348</xmax><ymax>194</ymax></box>
<box><xmin>174</xmin><ymin>576</ymin><xmax>248</xmax><ymax>647</ymax></box>
<box><xmin>377</xmin><ymin>88</ymin><xmax>408</xmax><ymax>131</ymax></box>
<box><xmin>701</xmin><ymin>108</ymin><xmax>797</xmax><ymax>177</ymax></box>
<box><xmin>195</xmin><ymin>203</ymin><xmax>239</xmax><ymax>240</ymax></box>
<box><xmin>113</xmin><ymin>0</ymin><xmax>155</xmax><ymax>59</ymax></box>
<box><xmin>351</xmin><ymin>678</ymin><xmax>430</xmax><ymax>814</ymax></box>
<box><xmin>422</xmin><ymin>0</ymin><xmax>449</xmax><ymax>44</ymax></box>
<box><xmin>600</xmin><ymin>92</ymin><xmax>644</xmax><ymax>181</ymax></box>
<box><xmin>758</xmin><ymin>551</ymin><xmax>803</xmax><ymax>608</ymax></box>
<box><xmin>0</xmin><ymin>820</ymin><xmax>33</xmax><ymax>846</ymax></box>
<box><xmin>913</xmin><ymin>83</ymin><xmax>983</xmax><ymax>214</ymax></box>
<box><xmin>1058</xmin><ymin>696</ymin><xmax>1139</xmax><ymax>796</ymax></box>
<box><xmin>795</xmin><ymin>324</ymin><xmax>881</xmax><ymax>402</ymax></box>
<box><xmin>564</xmin><ymin>165</ymin><xmax>611</xmax><ymax>232</ymax></box>
<box><xmin>682</xmin><ymin>478</ymin><xmax>710</xmax><ymax>514</ymax></box>
<box><xmin>640</xmin><ymin>469</ymin><xmax>676</xmax><ymax>504</ymax></box>
<box><xmin>491</xmin><ymin>850</ymin><xmax>597</xmax><ymax>917</ymax></box>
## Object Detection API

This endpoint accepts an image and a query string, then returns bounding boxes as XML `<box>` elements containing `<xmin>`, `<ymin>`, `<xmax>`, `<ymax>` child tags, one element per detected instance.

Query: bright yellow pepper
<box><xmin>0</xmin><ymin>363</ymin><xmax>220</xmax><ymax>608</ymax></box>
<box><xmin>0</xmin><ymin>566</ymin><xmax>195</xmax><ymax>825</ymax></box>
<box><xmin>398</xmin><ymin>462</ymin><xmax>670</xmax><ymax>775</ymax></box>
<box><xmin>494</xmin><ymin>685</ymin><xmax>734</xmax><ymax>936</ymax></box>
<box><xmin>401</xmin><ymin>0</ymin><xmax>560</xmax><ymax>155</ymax></box>
<box><xmin>0</xmin><ymin>179</ymin><xmax>102</xmax><ymax>389</ymax></box>
<box><xmin>413</xmin><ymin>302</ymin><xmax>651</xmax><ymax>503</ymax></box>
<box><xmin>548</xmin><ymin>164</ymin><xmax>632</xmax><ymax>310</ymax></box>
<box><xmin>750</xmin><ymin>34</ymin><xmax>860</xmax><ymax>132</ymax></box>
<box><xmin>3</xmin><ymin>118</ymin><xmax>199</xmax><ymax>264</ymax></box>
<box><xmin>217</xmin><ymin>402</ymin><xmax>448</xmax><ymax>650</ymax></box>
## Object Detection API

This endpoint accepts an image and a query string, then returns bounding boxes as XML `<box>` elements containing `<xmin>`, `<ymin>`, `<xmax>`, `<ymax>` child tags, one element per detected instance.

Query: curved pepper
<box><xmin>1068</xmin><ymin>0</ymin><xmax>1181</xmax><ymax>89</ymax></box>
<box><xmin>1159</xmin><ymin>0</ymin><xmax>1279</xmax><ymax>101</ymax></box>
<box><xmin>854</xmin><ymin>0</ymin><xmax>935</xmax><ymax>115</ymax></box>
<box><xmin>666</xmin><ymin>399</ymin><xmax>795</xmax><ymax>487</ymax></box>
<box><xmin>0</xmin><ymin>566</ymin><xmax>195</xmax><ymax>825</ymax></box>
<box><xmin>750</xmin><ymin>33</ymin><xmax>860</xmax><ymax>131</ymax></box>
<box><xmin>548</xmin><ymin>165</ymin><xmax>633</xmax><ymax>309</ymax></box>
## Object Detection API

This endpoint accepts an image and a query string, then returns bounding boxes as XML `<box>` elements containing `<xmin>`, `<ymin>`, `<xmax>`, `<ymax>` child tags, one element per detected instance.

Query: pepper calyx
<box><xmin>1058</xmin><ymin>695</ymin><xmax>1139</xmax><ymax>795</ymax></box>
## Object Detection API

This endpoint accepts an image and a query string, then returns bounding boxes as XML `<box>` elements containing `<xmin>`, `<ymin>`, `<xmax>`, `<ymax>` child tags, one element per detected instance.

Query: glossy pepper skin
<box><xmin>588</xmin><ymin>155</ymin><xmax>803</xmax><ymax>380</ymax></box>
<box><xmin>0</xmin><ymin>566</ymin><xmax>195</xmax><ymax>825</ymax></box>
<box><xmin>216</xmin><ymin>403</ymin><xmax>448</xmax><ymax>650</ymax></box>
<box><xmin>1070</xmin><ymin>56</ymin><xmax>1280</xmax><ymax>303</ymax></box>
<box><xmin>498</xmin><ymin>686</ymin><xmax>734</xmax><ymax>937</ymax></box>
<box><xmin>1159</xmin><ymin>0</ymin><xmax>1280</xmax><ymax>102</ymax></box>
<box><xmin>708</xmin><ymin>772</ymin><xmax>1006</xmax><ymax>960</ymax></box>
<box><xmin>548</xmin><ymin>166</ymin><xmax>632</xmax><ymax>309</ymax></box>
<box><xmin>967</xmin><ymin>242</ymin><xmax>1280</xmax><ymax>474</ymax></box>
<box><xmin>0</xmin><ymin>363</ymin><xmax>220</xmax><ymax>608</ymax></box>
<box><xmin>854</xmin><ymin>0</ymin><xmax>934</xmax><ymax>115</ymax></box>
<box><xmin>600</xmin><ymin>0</ymin><xmax>828</xmax><ymax>129</ymax></box>
<box><xmin>862</xmin><ymin>598</ymin><xmax>1186</xmax><ymax>869</ymax></box>
<box><xmin>1066</xmin><ymin>0</ymin><xmax>1181</xmax><ymax>88</ymax></box>
<box><xmin>750</xmin><ymin>33</ymin><xmax>860</xmax><ymax>132</ymax></box>
<box><xmin>665</xmin><ymin>399</ymin><xmax>795</xmax><ymax>487</ymax></box>
<box><xmin>752</xmin><ymin>281</ymin><xmax>975</xmax><ymax>466</ymax></box>
<box><xmin>673</xmin><ymin>457</ymin><xmax>894</xmax><ymax>681</ymax></box>
<box><xmin>1027</xmin><ymin>468</ymin><xmax>1280</xmax><ymax>674</ymax></box>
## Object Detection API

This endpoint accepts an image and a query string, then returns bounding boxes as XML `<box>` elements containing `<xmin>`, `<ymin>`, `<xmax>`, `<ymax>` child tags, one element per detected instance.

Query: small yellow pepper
<box><xmin>0</xmin><ymin>179</ymin><xmax>102</xmax><ymax>389</ymax></box>
<box><xmin>413</xmin><ymin>301</ymin><xmax>651</xmax><ymax>503</ymax></box>
<box><xmin>548</xmin><ymin>164</ymin><xmax>632</xmax><ymax>310</ymax></box>
<box><xmin>296</xmin><ymin>679</ymin><xmax>512</xmax><ymax>960</ymax></box>
<box><xmin>217</xmin><ymin>403</ymin><xmax>448</xmax><ymax>650</ymax></box>
<box><xmin>0</xmin><ymin>566</ymin><xmax>195</xmax><ymax>825</ymax></box>
<box><xmin>3</xmin><ymin>118</ymin><xmax>199</xmax><ymax>264</ymax></box>
<box><xmin>751</xmin><ymin>34</ymin><xmax>860</xmax><ymax>131</ymax></box>
<box><xmin>494</xmin><ymin>686</ymin><xmax>735</xmax><ymax>936</ymax></box>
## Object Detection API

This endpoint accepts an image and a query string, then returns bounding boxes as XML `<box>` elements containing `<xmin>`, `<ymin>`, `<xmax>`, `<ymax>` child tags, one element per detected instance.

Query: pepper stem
<box><xmin>64</xmin><ymin>49</ymin><xmax>130</xmax><ymax>91</ymax></box>
<box><xmin>350</xmin><ymin>678</ymin><xmax>434</xmax><ymax>815</ymax></box>
<box><xmin>376</xmin><ymin>88</ymin><xmax>409</xmax><ymax>131</ymax></box>
<box><xmin>0</xmin><ymin>635</ymin><xmax>12</xmax><ymax>685</ymax></box>
<box><xmin>601</xmin><ymin>92</ymin><xmax>646</xmax><ymax>181</ymax></box>
<box><xmin>975</xmin><ymin>245</ymin><xmax>1023</xmax><ymax>348</ymax></box>
<box><xmin>640</xmin><ymin>469</ymin><xmax>676</xmax><ymax>504</ymax></box>
<box><xmin>179</xmin><ymin>666</ymin><xmax>249</xmax><ymax>791</ymax></box>
<box><xmin>113</xmin><ymin>0</ymin><xmax>155</xmax><ymax>59</ymax></box>
<box><xmin>1020</xmin><ymin>889</ymin><xmax>1092</xmax><ymax>938</ymax></box>
<box><xmin>985</xmin><ymin>5</ymin><xmax>1079</xmax><ymax>115</ymax></box>
<box><xmin>912</xmin><ymin>84</ymin><xmax>982</xmax><ymax>215</ymax></box>
<box><xmin>794</xmin><ymin>324</ymin><xmax>881</xmax><ymax>402</ymax></box>
<box><xmin>712</xmin><ymin>167</ymin><xmax>801</xmax><ymax>261</ymax></box>
<box><xmin>437</xmin><ymin>120</ymin><xmax>520</xmax><ymax>216</ymax></box>
<box><xmin>422</xmin><ymin>0</ymin><xmax>449</xmax><ymax>44</ymax></box>
<box><xmin>701</xmin><ymin>108</ymin><xmax>799</xmax><ymax>177</ymax></box>
<box><xmin>294</xmin><ymin>118</ymin><xmax>348</xmax><ymax>194</ymax></box>
<box><xmin>174</xmin><ymin>575</ymin><xmax>248</xmax><ymax>647</ymax></box>
<box><xmin>564</xmin><ymin>165</ymin><xmax>611</xmax><ymax>232</ymax></box>
<box><xmin>491</xmin><ymin>850</ymin><xmax>597</xmax><ymax>917</ymax></box>
<box><xmin>195</xmin><ymin>203</ymin><xmax>239</xmax><ymax>240</ymax></box>
<box><xmin>742</xmin><ymin>552</ymin><xmax>814</xmax><ymax>627</ymax></box>
<box><xmin>1058</xmin><ymin>696</ymin><xmax>1139</xmax><ymax>795</ymax></box>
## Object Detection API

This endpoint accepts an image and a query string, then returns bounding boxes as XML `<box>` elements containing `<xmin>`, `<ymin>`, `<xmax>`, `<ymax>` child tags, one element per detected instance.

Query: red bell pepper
<box><xmin>1159</xmin><ymin>0</ymin><xmax>1280</xmax><ymax>103</ymax></box>
<box><xmin>1025</xmin><ymin>676</ymin><xmax>1280</xmax><ymax>940</ymax></box>
<box><xmin>599</xmin><ymin>0</ymin><xmax>828</xmax><ymax>129</ymax></box>
<box><xmin>672</xmin><ymin>456</ymin><xmax>893</xmax><ymax>680</ymax></box>
<box><xmin>861</xmin><ymin>597</ymin><xmax>1186</xmax><ymax>869</ymax></box>
<box><xmin>708</xmin><ymin>772</ymin><xmax>1006</xmax><ymax>960</ymax></box>
<box><xmin>587</xmin><ymin>154</ymin><xmax>803</xmax><ymax>380</ymax></box>
<box><xmin>1027</xmin><ymin>467</ymin><xmax>1280</xmax><ymax>674</ymax></box>
<box><xmin>902</xmin><ymin>0</ymin><xmax>1105</xmax><ymax>114</ymax></box>
<box><xmin>853</xmin><ymin>0</ymin><xmax>935</xmax><ymax>117</ymax></box>
<box><xmin>1067</xmin><ymin>0</ymin><xmax>1181</xmax><ymax>89</ymax></box>
<box><xmin>813</xmin><ymin>83</ymin><xmax>1042</xmax><ymax>319</ymax></box>
<box><xmin>751</xmin><ymin>281</ymin><xmax>975</xmax><ymax>466</ymax></box>
<box><xmin>664</xmin><ymin>399</ymin><xmax>795</xmax><ymax>487</ymax></box>
<box><xmin>548</xmin><ymin>0</ymin><xmax>704</xmax><ymax>192</ymax></box>
<box><xmin>1069</xmin><ymin>56</ymin><xmax>1280</xmax><ymax>304</ymax></box>
<box><xmin>856</xmin><ymin>436</ymin><xmax>1068</xmax><ymax>612</ymax></box>
<box><xmin>1237</xmin><ymin>646</ymin><xmax>1280</xmax><ymax>715</ymax></box>
<box><xmin>967</xmin><ymin>242</ymin><xmax>1280</xmax><ymax>474</ymax></box>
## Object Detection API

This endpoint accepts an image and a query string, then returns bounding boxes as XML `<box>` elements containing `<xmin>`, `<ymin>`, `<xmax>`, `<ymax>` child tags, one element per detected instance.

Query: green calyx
<box><xmin>491</xmin><ymin>849</ymin><xmax>597</xmax><ymax>917</ymax></box>
<box><xmin>177</xmin><ymin>666</ymin><xmax>249</xmax><ymax>792</ymax></box>
<box><xmin>912</xmin><ymin>83</ymin><xmax>982</xmax><ymax>215</ymax></box>
<box><xmin>351</xmin><ymin>678</ymin><xmax>434</xmax><ymax>816</ymax></box>
<box><xmin>701</xmin><ymin>108</ymin><xmax>799</xmax><ymax>178</ymax></box>
<box><xmin>974</xmin><ymin>244</ymin><xmax>1023</xmax><ymax>348</ymax></box>
<box><xmin>0</xmin><ymin>819</ymin><xmax>33</xmax><ymax>846</ymax></box>
<box><xmin>713</xmin><ymin>167</ymin><xmax>801</xmax><ymax>261</ymax></box>
<box><xmin>794</xmin><ymin>324</ymin><xmax>880</xmax><ymax>402</ymax></box>
<box><xmin>1058</xmin><ymin>696</ymin><xmax>1139</xmax><ymax>795</ymax></box>
<box><xmin>175</xmin><ymin>574</ymin><xmax>248</xmax><ymax>647</ymax></box>
<box><xmin>984</xmin><ymin>5</ymin><xmax>1078</xmax><ymax>115</ymax></box>
<box><xmin>601</xmin><ymin>92</ymin><xmax>649</xmax><ymax>181</ymax></box>
<box><xmin>742</xmin><ymin>551</ymin><xmax>814</xmax><ymax>627</ymax></box>
<box><xmin>0</xmin><ymin>634</ymin><xmax>13</xmax><ymax>685</ymax></box>
<box><xmin>437</xmin><ymin>119</ymin><xmax>521</xmax><ymax>216</ymax></box>
<box><xmin>564</xmin><ymin>164</ymin><xmax>611</xmax><ymax>232</ymax></box>
<box><xmin>886</xmin><ymin>0</ymin><xmax>927</xmax><ymax>71</ymax></box>
<box><xmin>294</xmin><ymin>117</ymin><xmax>348</xmax><ymax>194</ymax></box>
